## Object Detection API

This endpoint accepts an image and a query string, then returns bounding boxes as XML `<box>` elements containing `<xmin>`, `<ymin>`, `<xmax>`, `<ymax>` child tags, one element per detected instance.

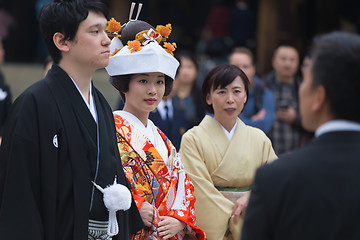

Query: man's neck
<box><xmin>59</xmin><ymin>61</ymin><xmax>94</xmax><ymax>103</ymax></box>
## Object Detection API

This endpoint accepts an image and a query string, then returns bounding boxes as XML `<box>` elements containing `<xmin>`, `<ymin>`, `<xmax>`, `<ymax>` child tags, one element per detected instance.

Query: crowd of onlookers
<box><xmin>0</xmin><ymin>34</ymin><xmax>315</xmax><ymax>157</ymax></box>
<box><xmin>1</xmin><ymin>0</ymin><xmax>360</xmax><ymax>239</ymax></box>
<box><xmin>125</xmin><ymin>43</ymin><xmax>314</xmax><ymax>157</ymax></box>
<box><xmin>0</xmin><ymin>0</ymin><xmax>329</xmax><ymax>155</ymax></box>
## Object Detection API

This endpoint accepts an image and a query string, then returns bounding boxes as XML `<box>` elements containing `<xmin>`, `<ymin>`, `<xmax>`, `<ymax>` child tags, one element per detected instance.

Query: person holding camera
<box><xmin>264</xmin><ymin>45</ymin><xmax>303</xmax><ymax>155</ymax></box>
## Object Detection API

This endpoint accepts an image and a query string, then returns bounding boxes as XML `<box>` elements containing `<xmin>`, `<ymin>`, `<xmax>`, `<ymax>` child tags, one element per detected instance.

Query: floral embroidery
<box><xmin>163</xmin><ymin>42</ymin><xmax>177</xmax><ymax>55</ymax></box>
<box><xmin>127</xmin><ymin>40</ymin><xmax>142</xmax><ymax>53</ymax></box>
<box><xmin>114</xmin><ymin>114</ymin><xmax>205</xmax><ymax>239</ymax></box>
<box><xmin>156</xmin><ymin>24</ymin><xmax>172</xmax><ymax>39</ymax></box>
<box><xmin>177</xmin><ymin>210</ymin><xmax>184</xmax><ymax>217</ymax></box>
<box><xmin>107</xmin><ymin>18</ymin><xmax>121</xmax><ymax>37</ymax></box>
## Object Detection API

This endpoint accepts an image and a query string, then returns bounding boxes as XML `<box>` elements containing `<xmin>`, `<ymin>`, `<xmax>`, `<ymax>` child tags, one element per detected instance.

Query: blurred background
<box><xmin>0</xmin><ymin>0</ymin><xmax>359</xmax><ymax>109</ymax></box>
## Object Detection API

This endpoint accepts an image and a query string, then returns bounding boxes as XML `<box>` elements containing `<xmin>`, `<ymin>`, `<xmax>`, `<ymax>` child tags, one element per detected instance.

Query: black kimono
<box><xmin>0</xmin><ymin>70</ymin><xmax>12</xmax><ymax>137</ymax></box>
<box><xmin>0</xmin><ymin>64</ymin><xmax>143</xmax><ymax>239</ymax></box>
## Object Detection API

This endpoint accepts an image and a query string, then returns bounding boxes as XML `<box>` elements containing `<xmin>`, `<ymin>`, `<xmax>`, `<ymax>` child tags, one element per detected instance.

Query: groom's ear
<box><xmin>53</xmin><ymin>32</ymin><xmax>70</xmax><ymax>53</ymax></box>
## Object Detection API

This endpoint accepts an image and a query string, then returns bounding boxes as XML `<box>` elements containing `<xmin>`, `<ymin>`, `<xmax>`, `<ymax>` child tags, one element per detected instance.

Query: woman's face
<box><xmin>176</xmin><ymin>57</ymin><xmax>197</xmax><ymax>84</ymax></box>
<box><xmin>206</xmin><ymin>76</ymin><xmax>247</xmax><ymax>124</ymax></box>
<box><xmin>124</xmin><ymin>72</ymin><xmax>165</xmax><ymax>117</ymax></box>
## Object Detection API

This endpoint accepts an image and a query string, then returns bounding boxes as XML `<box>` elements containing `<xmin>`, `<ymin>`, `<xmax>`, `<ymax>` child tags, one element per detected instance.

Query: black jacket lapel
<box><xmin>44</xmin><ymin>64</ymin><xmax>91</xmax><ymax>239</ymax></box>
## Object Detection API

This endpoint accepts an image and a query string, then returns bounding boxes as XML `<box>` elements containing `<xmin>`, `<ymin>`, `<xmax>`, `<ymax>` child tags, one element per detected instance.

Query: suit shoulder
<box><xmin>257</xmin><ymin>146</ymin><xmax>313</xmax><ymax>178</ymax></box>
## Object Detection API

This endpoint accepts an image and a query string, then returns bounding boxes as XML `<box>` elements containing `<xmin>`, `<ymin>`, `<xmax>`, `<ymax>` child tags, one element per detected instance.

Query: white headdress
<box><xmin>105</xmin><ymin>2</ymin><xmax>179</xmax><ymax>80</ymax></box>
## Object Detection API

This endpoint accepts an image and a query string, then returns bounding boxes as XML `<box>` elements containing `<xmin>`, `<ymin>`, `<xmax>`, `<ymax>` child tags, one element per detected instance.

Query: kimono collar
<box><xmin>68</xmin><ymin>74</ymin><xmax>97</xmax><ymax>123</ymax></box>
<box><xmin>200</xmin><ymin>115</ymin><xmax>245</xmax><ymax>152</ymax></box>
<box><xmin>217</xmin><ymin>119</ymin><xmax>239</xmax><ymax>140</ymax></box>
<box><xmin>115</xmin><ymin>111</ymin><xmax>169</xmax><ymax>163</ymax></box>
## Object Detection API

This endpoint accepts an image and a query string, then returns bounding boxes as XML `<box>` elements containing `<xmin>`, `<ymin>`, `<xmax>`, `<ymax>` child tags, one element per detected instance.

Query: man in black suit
<box><xmin>241</xmin><ymin>31</ymin><xmax>360</xmax><ymax>240</ymax></box>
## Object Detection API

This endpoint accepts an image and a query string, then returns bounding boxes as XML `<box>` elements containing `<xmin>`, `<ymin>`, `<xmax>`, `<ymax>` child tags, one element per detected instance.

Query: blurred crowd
<box><xmin>141</xmin><ymin>42</ymin><xmax>314</xmax><ymax>157</ymax></box>
<box><xmin>1</xmin><ymin>0</ymin><xmax>360</xmax><ymax>239</ymax></box>
<box><xmin>0</xmin><ymin>0</ymin><xmax>359</xmax><ymax>155</ymax></box>
<box><xmin>0</xmin><ymin>0</ymin><xmax>319</xmax><ymax>156</ymax></box>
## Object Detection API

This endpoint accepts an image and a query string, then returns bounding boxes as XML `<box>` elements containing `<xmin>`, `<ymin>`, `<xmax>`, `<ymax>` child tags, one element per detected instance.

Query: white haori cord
<box><xmin>168</xmin><ymin>147</ymin><xmax>186</xmax><ymax>210</ymax></box>
<box><xmin>92</xmin><ymin>177</ymin><xmax>132</xmax><ymax>236</ymax></box>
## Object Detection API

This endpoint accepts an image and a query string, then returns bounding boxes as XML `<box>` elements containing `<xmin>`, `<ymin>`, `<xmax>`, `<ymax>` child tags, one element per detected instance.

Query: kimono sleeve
<box><xmin>165</xmin><ymin>172</ymin><xmax>205</xmax><ymax>239</ymax></box>
<box><xmin>0</xmin><ymin>97</ymin><xmax>46</xmax><ymax>239</ymax></box>
<box><xmin>179</xmin><ymin>130</ymin><xmax>234</xmax><ymax>239</ymax></box>
<box><xmin>262</xmin><ymin>135</ymin><xmax>277</xmax><ymax>164</ymax></box>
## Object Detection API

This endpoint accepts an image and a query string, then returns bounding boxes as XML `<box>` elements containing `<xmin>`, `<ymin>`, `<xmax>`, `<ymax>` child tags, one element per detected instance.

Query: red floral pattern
<box><xmin>114</xmin><ymin>114</ymin><xmax>205</xmax><ymax>240</ymax></box>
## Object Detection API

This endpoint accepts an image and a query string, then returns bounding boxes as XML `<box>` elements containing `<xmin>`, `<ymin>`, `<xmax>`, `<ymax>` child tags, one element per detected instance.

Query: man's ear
<box><xmin>312</xmin><ymin>85</ymin><xmax>326</xmax><ymax>112</ymax></box>
<box><xmin>53</xmin><ymin>32</ymin><xmax>70</xmax><ymax>52</ymax></box>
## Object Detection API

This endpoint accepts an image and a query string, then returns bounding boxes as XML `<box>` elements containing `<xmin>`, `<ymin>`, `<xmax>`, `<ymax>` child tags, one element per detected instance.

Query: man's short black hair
<box><xmin>310</xmin><ymin>31</ymin><xmax>360</xmax><ymax>122</ymax></box>
<box><xmin>39</xmin><ymin>0</ymin><xmax>108</xmax><ymax>64</ymax></box>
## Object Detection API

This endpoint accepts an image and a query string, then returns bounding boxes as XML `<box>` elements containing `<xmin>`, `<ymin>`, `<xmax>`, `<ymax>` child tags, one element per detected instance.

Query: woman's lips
<box><xmin>224</xmin><ymin>108</ymin><xmax>236</xmax><ymax>113</ymax></box>
<box><xmin>145</xmin><ymin>98</ymin><xmax>156</xmax><ymax>104</ymax></box>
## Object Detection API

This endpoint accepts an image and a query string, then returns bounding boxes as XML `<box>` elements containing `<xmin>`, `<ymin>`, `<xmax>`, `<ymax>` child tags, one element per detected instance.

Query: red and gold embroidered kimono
<box><xmin>114</xmin><ymin>113</ymin><xmax>205</xmax><ymax>240</ymax></box>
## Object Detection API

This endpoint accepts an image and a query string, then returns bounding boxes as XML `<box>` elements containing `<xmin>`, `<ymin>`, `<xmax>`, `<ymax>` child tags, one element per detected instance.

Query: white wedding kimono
<box><xmin>180</xmin><ymin>115</ymin><xmax>277</xmax><ymax>240</ymax></box>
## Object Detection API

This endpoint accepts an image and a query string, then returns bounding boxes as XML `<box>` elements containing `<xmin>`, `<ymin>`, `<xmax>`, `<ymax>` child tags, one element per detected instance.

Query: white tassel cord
<box><xmin>107</xmin><ymin>211</ymin><xmax>119</xmax><ymax>237</ymax></box>
<box><xmin>170</xmin><ymin>149</ymin><xmax>186</xmax><ymax>210</ymax></box>
<box><xmin>92</xmin><ymin>177</ymin><xmax>132</xmax><ymax>236</ymax></box>
<box><xmin>171</xmin><ymin>169</ymin><xmax>186</xmax><ymax>210</ymax></box>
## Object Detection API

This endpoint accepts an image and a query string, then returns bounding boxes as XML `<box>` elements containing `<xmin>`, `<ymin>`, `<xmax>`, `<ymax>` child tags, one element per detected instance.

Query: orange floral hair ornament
<box><xmin>156</xmin><ymin>24</ymin><xmax>172</xmax><ymax>39</ymax></box>
<box><xmin>127</xmin><ymin>40</ymin><xmax>142</xmax><ymax>53</ymax></box>
<box><xmin>163</xmin><ymin>42</ymin><xmax>177</xmax><ymax>55</ymax></box>
<box><xmin>107</xmin><ymin>18</ymin><xmax>122</xmax><ymax>38</ymax></box>
<box><xmin>108</xmin><ymin>3</ymin><xmax>177</xmax><ymax>56</ymax></box>
<box><xmin>105</xmin><ymin>3</ymin><xmax>180</xmax><ymax>80</ymax></box>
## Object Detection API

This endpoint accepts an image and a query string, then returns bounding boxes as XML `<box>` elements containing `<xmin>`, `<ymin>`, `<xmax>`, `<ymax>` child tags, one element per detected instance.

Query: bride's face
<box><xmin>124</xmin><ymin>72</ymin><xmax>165</xmax><ymax>116</ymax></box>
